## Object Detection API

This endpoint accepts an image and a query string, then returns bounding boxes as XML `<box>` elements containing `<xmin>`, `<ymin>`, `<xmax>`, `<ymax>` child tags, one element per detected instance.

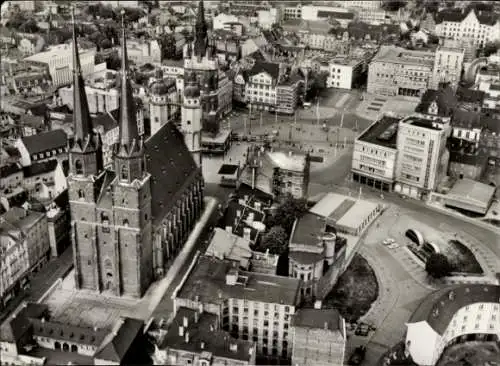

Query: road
<box><xmin>0</xmin><ymin>246</ymin><xmax>74</xmax><ymax>324</ymax></box>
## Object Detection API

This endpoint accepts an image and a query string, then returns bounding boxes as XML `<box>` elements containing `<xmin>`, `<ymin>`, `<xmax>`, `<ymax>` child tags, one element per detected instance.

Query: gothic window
<box><xmin>75</xmin><ymin>159</ymin><xmax>83</xmax><ymax>174</ymax></box>
<box><xmin>101</xmin><ymin>212</ymin><xmax>110</xmax><ymax>233</ymax></box>
<box><xmin>123</xmin><ymin>219</ymin><xmax>129</xmax><ymax>227</ymax></box>
<box><xmin>78</xmin><ymin>189</ymin><xmax>85</xmax><ymax>199</ymax></box>
<box><xmin>121</xmin><ymin>164</ymin><xmax>128</xmax><ymax>181</ymax></box>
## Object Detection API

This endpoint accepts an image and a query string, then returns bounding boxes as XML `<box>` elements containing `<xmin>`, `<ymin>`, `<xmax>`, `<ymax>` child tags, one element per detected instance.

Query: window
<box><xmin>123</xmin><ymin>219</ymin><xmax>129</xmax><ymax>226</ymax></box>
<box><xmin>121</xmin><ymin>164</ymin><xmax>128</xmax><ymax>180</ymax></box>
<box><xmin>78</xmin><ymin>189</ymin><xmax>85</xmax><ymax>199</ymax></box>
<box><xmin>74</xmin><ymin>159</ymin><xmax>83</xmax><ymax>174</ymax></box>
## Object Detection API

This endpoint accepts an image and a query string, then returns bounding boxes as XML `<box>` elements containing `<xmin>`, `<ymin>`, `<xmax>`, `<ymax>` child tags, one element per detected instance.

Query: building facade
<box><xmin>395</xmin><ymin>115</ymin><xmax>451</xmax><ymax>199</ymax></box>
<box><xmin>68</xmin><ymin>18</ymin><xmax>203</xmax><ymax>298</ymax></box>
<box><xmin>149</xmin><ymin>71</ymin><xmax>179</xmax><ymax>137</ymax></box>
<box><xmin>367</xmin><ymin>46</ymin><xmax>435</xmax><ymax>97</ymax></box>
<box><xmin>429</xmin><ymin>46</ymin><xmax>465</xmax><ymax>91</ymax></box>
<box><xmin>181</xmin><ymin>71</ymin><xmax>203</xmax><ymax>168</ymax></box>
<box><xmin>327</xmin><ymin>57</ymin><xmax>364</xmax><ymax>89</ymax></box>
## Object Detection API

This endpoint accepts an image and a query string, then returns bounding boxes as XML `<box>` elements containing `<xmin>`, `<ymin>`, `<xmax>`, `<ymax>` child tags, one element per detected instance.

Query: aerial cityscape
<box><xmin>0</xmin><ymin>1</ymin><xmax>499</xmax><ymax>365</ymax></box>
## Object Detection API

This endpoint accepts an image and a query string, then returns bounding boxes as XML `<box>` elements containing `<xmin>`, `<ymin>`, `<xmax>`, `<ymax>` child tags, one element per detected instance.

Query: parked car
<box><xmin>388</xmin><ymin>243</ymin><xmax>400</xmax><ymax>249</ymax></box>
<box><xmin>348</xmin><ymin>346</ymin><xmax>367</xmax><ymax>365</ymax></box>
<box><xmin>355</xmin><ymin>323</ymin><xmax>370</xmax><ymax>336</ymax></box>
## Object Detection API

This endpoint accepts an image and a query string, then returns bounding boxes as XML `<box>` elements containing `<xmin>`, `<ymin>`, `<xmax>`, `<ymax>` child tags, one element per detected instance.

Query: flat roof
<box><xmin>357</xmin><ymin>115</ymin><xmax>400</xmax><ymax>149</ymax></box>
<box><xmin>446</xmin><ymin>178</ymin><xmax>496</xmax><ymax>206</ymax></box>
<box><xmin>24</xmin><ymin>44</ymin><xmax>92</xmax><ymax>64</ymax></box>
<box><xmin>330</xmin><ymin>56</ymin><xmax>364</xmax><ymax>67</ymax></box>
<box><xmin>402</xmin><ymin>116</ymin><xmax>443</xmax><ymax>130</ymax></box>
<box><xmin>177</xmin><ymin>255</ymin><xmax>301</xmax><ymax>306</ymax></box>
<box><xmin>292</xmin><ymin>308</ymin><xmax>344</xmax><ymax>333</ymax></box>
<box><xmin>372</xmin><ymin>45</ymin><xmax>435</xmax><ymax>67</ymax></box>
<box><xmin>206</xmin><ymin>228</ymin><xmax>253</xmax><ymax>269</ymax></box>
<box><xmin>310</xmin><ymin>192</ymin><xmax>354</xmax><ymax>218</ymax></box>
<box><xmin>218</xmin><ymin>164</ymin><xmax>239</xmax><ymax>175</ymax></box>
<box><xmin>336</xmin><ymin>200</ymin><xmax>380</xmax><ymax>230</ymax></box>
<box><xmin>267</xmin><ymin>150</ymin><xmax>307</xmax><ymax>171</ymax></box>
<box><xmin>290</xmin><ymin>212</ymin><xmax>326</xmax><ymax>245</ymax></box>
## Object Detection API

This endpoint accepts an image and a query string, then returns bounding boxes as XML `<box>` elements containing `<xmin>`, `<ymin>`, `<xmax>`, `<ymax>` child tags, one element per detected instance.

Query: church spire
<box><xmin>194</xmin><ymin>0</ymin><xmax>208</xmax><ymax>56</ymax></box>
<box><xmin>116</xmin><ymin>10</ymin><xmax>142</xmax><ymax>156</ymax></box>
<box><xmin>71</xmin><ymin>6</ymin><xmax>93</xmax><ymax>147</ymax></box>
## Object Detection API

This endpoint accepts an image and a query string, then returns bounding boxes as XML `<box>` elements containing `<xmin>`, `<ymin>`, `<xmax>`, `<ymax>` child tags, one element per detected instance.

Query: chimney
<box><xmin>244</xmin><ymin>195</ymin><xmax>249</xmax><ymax>202</ymax></box>
<box><xmin>324</xmin><ymin>322</ymin><xmax>328</xmax><ymax>330</ymax></box>
<box><xmin>225</xmin><ymin>226</ymin><xmax>233</xmax><ymax>233</ymax></box>
<box><xmin>314</xmin><ymin>300</ymin><xmax>322</xmax><ymax>309</ymax></box>
<box><xmin>248</xmin><ymin>212</ymin><xmax>254</xmax><ymax>224</ymax></box>
<box><xmin>185</xmin><ymin>331</ymin><xmax>190</xmax><ymax>343</ymax></box>
<box><xmin>194</xmin><ymin>311</ymin><xmax>199</xmax><ymax>324</ymax></box>
<box><xmin>230</xmin><ymin>343</ymin><xmax>238</xmax><ymax>352</ymax></box>
<box><xmin>179</xmin><ymin>326</ymin><xmax>184</xmax><ymax>337</ymax></box>
<box><xmin>201</xmin><ymin>341</ymin><xmax>205</xmax><ymax>349</ymax></box>
<box><xmin>236</xmin><ymin>210</ymin><xmax>241</xmax><ymax>217</ymax></box>
<box><xmin>210</xmin><ymin>324</ymin><xmax>214</xmax><ymax>332</ymax></box>
<box><xmin>183</xmin><ymin>316</ymin><xmax>188</xmax><ymax>328</ymax></box>
<box><xmin>289</xmin><ymin>151</ymin><xmax>293</xmax><ymax>157</ymax></box>
<box><xmin>243</xmin><ymin>227</ymin><xmax>251</xmax><ymax>241</ymax></box>
<box><xmin>199</xmin><ymin>303</ymin><xmax>204</xmax><ymax>315</ymax></box>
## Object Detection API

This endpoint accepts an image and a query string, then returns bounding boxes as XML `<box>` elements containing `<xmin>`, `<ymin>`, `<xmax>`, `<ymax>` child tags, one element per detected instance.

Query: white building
<box><xmin>405</xmin><ymin>284</ymin><xmax>500</xmax><ymax>366</ymax></box>
<box><xmin>118</xmin><ymin>38</ymin><xmax>162</xmax><ymax>65</ymax></box>
<box><xmin>213</xmin><ymin>13</ymin><xmax>240</xmax><ymax>30</ymax></box>
<box><xmin>429</xmin><ymin>46</ymin><xmax>465</xmax><ymax>90</ymax></box>
<box><xmin>24</xmin><ymin>43</ymin><xmax>95</xmax><ymax>86</ymax></box>
<box><xmin>435</xmin><ymin>8</ymin><xmax>500</xmax><ymax>47</ymax></box>
<box><xmin>395</xmin><ymin>114</ymin><xmax>452</xmax><ymax>198</ymax></box>
<box><xmin>300</xmin><ymin>5</ymin><xmax>355</xmax><ymax>27</ymax></box>
<box><xmin>351</xmin><ymin>115</ymin><xmax>401</xmax><ymax>192</ymax></box>
<box><xmin>335</xmin><ymin>1</ymin><xmax>382</xmax><ymax>10</ymax></box>
<box><xmin>257</xmin><ymin>8</ymin><xmax>282</xmax><ymax>30</ymax></box>
<box><xmin>327</xmin><ymin>56</ymin><xmax>364</xmax><ymax>89</ymax></box>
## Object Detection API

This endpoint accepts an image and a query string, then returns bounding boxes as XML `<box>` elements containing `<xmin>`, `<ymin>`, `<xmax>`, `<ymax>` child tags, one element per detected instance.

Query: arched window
<box><xmin>78</xmin><ymin>189</ymin><xmax>85</xmax><ymax>199</ymax></box>
<box><xmin>121</xmin><ymin>164</ymin><xmax>128</xmax><ymax>181</ymax></box>
<box><xmin>123</xmin><ymin>219</ymin><xmax>129</xmax><ymax>227</ymax></box>
<box><xmin>74</xmin><ymin>159</ymin><xmax>83</xmax><ymax>174</ymax></box>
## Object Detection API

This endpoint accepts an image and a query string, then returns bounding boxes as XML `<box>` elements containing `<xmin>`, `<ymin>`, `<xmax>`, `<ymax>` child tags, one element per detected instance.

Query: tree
<box><xmin>425</xmin><ymin>253</ymin><xmax>452</xmax><ymax>279</ymax></box>
<box><xmin>258</xmin><ymin>226</ymin><xmax>288</xmax><ymax>255</ymax></box>
<box><xmin>266</xmin><ymin>194</ymin><xmax>308</xmax><ymax>235</ymax></box>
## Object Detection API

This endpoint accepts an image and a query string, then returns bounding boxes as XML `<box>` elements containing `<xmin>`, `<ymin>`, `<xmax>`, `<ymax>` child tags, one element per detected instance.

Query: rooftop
<box><xmin>290</xmin><ymin>212</ymin><xmax>326</xmax><ymax>245</ymax></box>
<box><xmin>205</xmin><ymin>228</ymin><xmax>253</xmax><ymax>269</ymax></box>
<box><xmin>218</xmin><ymin>164</ymin><xmax>239</xmax><ymax>175</ymax></box>
<box><xmin>357</xmin><ymin>115</ymin><xmax>401</xmax><ymax>149</ymax></box>
<box><xmin>408</xmin><ymin>284</ymin><xmax>500</xmax><ymax>335</ymax></box>
<box><xmin>176</xmin><ymin>255</ymin><xmax>301</xmax><ymax>306</ymax></box>
<box><xmin>21</xmin><ymin>129</ymin><xmax>67</xmax><ymax>155</ymax></box>
<box><xmin>446</xmin><ymin>178</ymin><xmax>496</xmax><ymax>205</ymax></box>
<box><xmin>292</xmin><ymin>308</ymin><xmax>344</xmax><ymax>334</ymax></box>
<box><xmin>220</xmin><ymin>199</ymin><xmax>265</xmax><ymax>243</ymax></box>
<box><xmin>23</xmin><ymin>159</ymin><xmax>58</xmax><ymax>178</ymax></box>
<box><xmin>372</xmin><ymin>45</ymin><xmax>435</xmax><ymax>67</ymax></box>
<box><xmin>267</xmin><ymin>150</ymin><xmax>308</xmax><ymax>171</ymax></box>
<box><xmin>1</xmin><ymin>207</ymin><xmax>46</xmax><ymax>231</ymax></box>
<box><xmin>24</xmin><ymin>43</ymin><xmax>93</xmax><ymax>64</ymax></box>
<box><xmin>402</xmin><ymin>115</ymin><xmax>447</xmax><ymax>131</ymax></box>
<box><xmin>160</xmin><ymin>307</ymin><xmax>254</xmax><ymax>362</ymax></box>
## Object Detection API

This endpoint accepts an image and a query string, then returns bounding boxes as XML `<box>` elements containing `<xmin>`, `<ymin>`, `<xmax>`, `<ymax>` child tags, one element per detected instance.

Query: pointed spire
<box><xmin>71</xmin><ymin>6</ymin><xmax>93</xmax><ymax>144</ymax></box>
<box><xmin>118</xmin><ymin>10</ymin><xmax>140</xmax><ymax>152</ymax></box>
<box><xmin>194</xmin><ymin>0</ymin><xmax>208</xmax><ymax>56</ymax></box>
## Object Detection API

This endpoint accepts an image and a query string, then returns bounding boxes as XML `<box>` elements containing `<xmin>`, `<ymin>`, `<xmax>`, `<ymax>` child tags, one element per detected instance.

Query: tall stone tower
<box><xmin>149</xmin><ymin>69</ymin><xmax>170</xmax><ymax>137</ymax></box>
<box><xmin>110</xmin><ymin>17</ymin><xmax>153</xmax><ymax>297</ymax></box>
<box><xmin>181</xmin><ymin>71</ymin><xmax>202</xmax><ymax>168</ymax></box>
<box><xmin>67</xmin><ymin>9</ymin><xmax>105</xmax><ymax>292</ymax></box>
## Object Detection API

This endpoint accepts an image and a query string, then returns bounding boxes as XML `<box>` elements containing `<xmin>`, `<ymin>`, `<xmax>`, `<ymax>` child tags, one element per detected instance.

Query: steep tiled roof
<box><xmin>32</xmin><ymin>318</ymin><xmax>108</xmax><ymax>347</ymax></box>
<box><xmin>144</xmin><ymin>122</ymin><xmax>200</xmax><ymax>226</ymax></box>
<box><xmin>317</xmin><ymin>10</ymin><xmax>354</xmax><ymax>20</ymax></box>
<box><xmin>22</xmin><ymin>159</ymin><xmax>58</xmax><ymax>178</ymax></box>
<box><xmin>415</xmin><ymin>86</ymin><xmax>457</xmax><ymax>117</ymax></box>
<box><xmin>456</xmin><ymin>86</ymin><xmax>485</xmax><ymax>105</ymax></box>
<box><xmin>0</xmin><ymin>303</ymin><xmax>49</xmax><ymax>343</ymax></box>
<box><xmin>451</xmin><ymin>110</ymin><xmax>481</xmax><ymax>129</ymax></box>
<box><xmin>0</xmin><ymin>163</ymin><xmax>22</xmax><ymax>178</ymax></box>
<box><xmin>248</xmin><ymin>61</ymin><xmax>280</xmax><ymax>79</ymax></box>
<box><xmin>92</xmin><ymin>110</ymin><xmax>119</xmax><ymax>133</ymax></box>
<box><xmin>435</xmin><ymin>8</ymin><xmax>499</xmax><ymax>26</ymax></box>
<box><xmin>21</xmin><ymin>129</ymin><xmax>67</xmax><ymax>155</ymax></box>
<box><xmin>94</xmin><ymin>318</ymin><xmax>143</xmax><ymax>363</ymax></box>
<box><xmin>408</xmin><ymin>284</ymin><xmax>500</xmax><ymax>335</ymax></box>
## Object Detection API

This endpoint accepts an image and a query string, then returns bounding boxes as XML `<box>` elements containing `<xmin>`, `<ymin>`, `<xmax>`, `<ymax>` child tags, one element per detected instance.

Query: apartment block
<box><xmin>367</xmin><ymin>46</ymin><xmax>435</xmax><ymax>97</ymax></box>
<box><xmin>429</xmin><ymin>46</ymin><xmax>465</xmax><ymax>90</ymax></box>
<box><xmin>395</xmin><ymin>114</ymin><xmax>452</xmax><ymax>199</ymax></box>
<box><xmin>327</xmin><ymin>56</ymin><xmax>364</xmax><ymax>90</ymax></box>
<box><xmin>174</xmin><ymin>255</ymin><xmax>301</xmax><ymax>364</ymax></box>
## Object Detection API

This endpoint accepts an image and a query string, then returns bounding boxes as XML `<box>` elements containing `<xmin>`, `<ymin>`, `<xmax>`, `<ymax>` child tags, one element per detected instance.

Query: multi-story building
<box><xmin>173</xmin><ymin>254</ymin><xmax>301</xmax><ymax>364</ymax></box>
<box><xmin>0</xmin><ymin>163</ymin><xmax>23</xmax><ymax>197</ymax></box>
<box><xmin>240</xmin><ymin>146</ymin><xmax>310</xmax><ymax>199</ymax></box>
<box><xmin>118</xmin><ymin>38</ymin><xmax>162</xmax><ymax>65</ymax></box>
<box><xmin>24</xmin><ymin>43</ymin><xmax>95</xmax><ymax>86</ymax></box>
<box><xmin>276</xmin><ymin>76</ymin><xmax>302</xmax><ymax>114</ymax></box>
<box><xmin>435</xmin><ymin>8</ymin><xmax>500</xmax><ymax>47</ymax></box>
<box><xmin>291</xmin><ymin>305</ymin><xmax>346</xmax><ymax>366</ymax></box>
<box><xmin>67</xmin><ymin>16</ymin><xmax>203</xmax><ymax>298</ymax></box>
<box><xmin>351</xmin><ymin>115</ymin><xmax>400</xmax><ymax>192</ymax></box>
<box><xmin>429</xmin><ymin>46</ymin><xmax>465</xmax><ymax>91</ymax></box>
<box><xmin>336</xmin><ymin>1</ymin><xmax>382</xmax><ymax>10</ymax></box>
<box><xmin>245</xmin><ymin>61</ymin><xmax>282</xmax><ymax>111</ymax></box>
<box><xmin>22</xmin><ymin>159</ymin><xmax>67</xmax><ymax>201</ymax></box>
<box><xmin>394</xmin><ymin>114</ymin><xmax>452</xmax><ymax>199</ymax></box>
<box><xmin>14</xmin><ymin>129</ymin><xmax>68</xmax><ymax>167</ymax></box>
<box><xmin>284</xmin><ymin>4</ymin><xmax>302</xmax><ymax>20</ymax></box>
<box><xmin>405</xmin><ymin>284</ymin><xmax>500</xmax><ymax>366</ymax></box>
<box><xmin>149</xmin><ymin>70</ymin><xmax>179</xmax><ymax>137</ymax></box>
<box><xmin>300</xmin><ymin>5</ymin><xmax>355</xmax><ymax>27</ymax></box>
<box><xmin>152</xmin><ymin>307</ymin><xmax>256</xmax><ymax>366</ymax></box>
<box><xmin>0</xmin><ymin>207</ymin><xmax>50</xmax><ymax>308</ymax></box>
<box><xmin>327</xmin><ymin>56</ymin><xmax>364</xmax><ymax>90</ymax></box>
<box><xmin>367</xmin><ymin>46</ymin><xmax>435</xmax><ymax>97</ymax></box>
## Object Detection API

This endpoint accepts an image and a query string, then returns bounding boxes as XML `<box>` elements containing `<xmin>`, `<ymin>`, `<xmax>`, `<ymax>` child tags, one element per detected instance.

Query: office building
<box><xmin>405</xmin><ymin>284</ymin><xmax>500</xmax><ymax>366</ymax></box>
<box><xmin>429</xmin><ymin>46</ymin><xmax>465</xmax><ymax>91</ymax></box>
<box><xmin>291</xmin><ymin>305</ymin><xmax>346</xmax><ymax>366</ymax></box>
<box><xmin>394</xmin><ymin>114</ymin><xmax>452</xmax><ymax>199</ymax></box>
<box><xmin>327</xmin><ymin>56</ymin><xmax>364</xmax><ymax>89</ymax></box>
<box><xmin>174</xmin><ymin>255</ymin><xmax>301</xmax><ymax>364</ymax></box>
<box><xmin>368</xmin><ymin>46</ymin><xmax>435</xmax><ymax>97</ymax></box>
<box><xmin>351</xmin><ymin>115</ymin><xmax>401</xmax><ymax>191</ymax></box>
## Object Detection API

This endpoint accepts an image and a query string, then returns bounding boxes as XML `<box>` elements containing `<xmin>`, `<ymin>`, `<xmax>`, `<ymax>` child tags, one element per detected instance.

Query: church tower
<box><xmin>67</xmin><ymin>8</ymin><xmax>105</xmax><ymax>291</ymax></box>
<box><xmin>181</xmin><ymin>71</ymin><xmax>202</xmax><ymax>168</ymax></box>
<box><xmin>110</xmin><ymin>14</ymin><xmax>154</xmax><ymax>297</ymax></box>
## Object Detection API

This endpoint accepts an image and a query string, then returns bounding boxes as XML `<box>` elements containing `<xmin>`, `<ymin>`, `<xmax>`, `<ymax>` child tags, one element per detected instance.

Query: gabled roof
<box><xmin>451</xmin><ymin>109</ymin><xmax>481</xmax><ymax>129</ymax></box>
<box><xmin>456</xmin><ymin>86</ymin><xmax>485</xmax><ymax>105</ymax></box>
<box><xmin>0</xmin><ymin>303</ymin><xmax>49</xmax><ymax>343</ymax></box>
<box><xmin>435</xmin><ymin>8</ymin><xmax>499</xmax><ymax>26</ymax></box>
<box><xmin>92</xmin><ymin>110</ymin><xmax>119</xmax><ymax>133</ymax></box>
<box><xmin>94</xmin><ymin>318</ymin><xmax>144</xmax><ymax>363</ymax></box>
<box><xmin>248</xmin><ymin>61</ymin><xmax>280</xmax><ymax>80</ymax></box>
<box><xmin>144</xmin><ymin>122</ymin><xmax>200</xmax><ymax>226</ymax></box>
<box><xmin>21</xmin><ymin>129</ymin><xmax>67</xmax><ymax>155</ymax></box>
<box><xmin>0</xmin><ymin>163</ymin><xmax>22</xmax><ymax>178</ymax></box>
<box><xmin>22</xmin><ymin>159</ymin><xmax>58</xmax><ymax>178</ymax></box>
<box><xmin>415</xmin><ymin>86</ymin><xmax>457</xmax><ymax>117</ymax></box>
<box><xmin>481</xmin><ymin>116</ymin><xmax>500</xmax><ymax>135</ymax></box>
<box><xmin>317</xmin><ymin>10</ymin><xmax>354</xmax><ymax>20</ymax></box>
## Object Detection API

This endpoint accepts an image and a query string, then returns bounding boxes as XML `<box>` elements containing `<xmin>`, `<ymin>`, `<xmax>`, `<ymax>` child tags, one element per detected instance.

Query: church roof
<box><xmin>144</xmin><ymin>122</ymin><xmax>200</xmax><ymax>226</ymax></box>
<box><xmin>94</xmin><ymin>318</ymin><xmax>143</xmax><ymax>363</ymax></box>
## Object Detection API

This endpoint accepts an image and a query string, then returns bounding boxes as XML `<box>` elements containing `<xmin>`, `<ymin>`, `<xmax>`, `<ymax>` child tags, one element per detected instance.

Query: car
<box><xmin>354</xmin><ymin>323</ymin><xmax>370</xmax><ymax>336</ymax></box>
<box><xmin>388</xmin><ymin>243</ymin><xmax>400</xmax><ymax>249</ymax></box>
<box><xmin>382</xmin><ymin>238</ymin><xmax>395</xmax><ymax>246</ymax></box>
<box><xmin>348</xmin><ymin>346</ymin><xmax>367</xmax><ymax>365</ymax></box>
